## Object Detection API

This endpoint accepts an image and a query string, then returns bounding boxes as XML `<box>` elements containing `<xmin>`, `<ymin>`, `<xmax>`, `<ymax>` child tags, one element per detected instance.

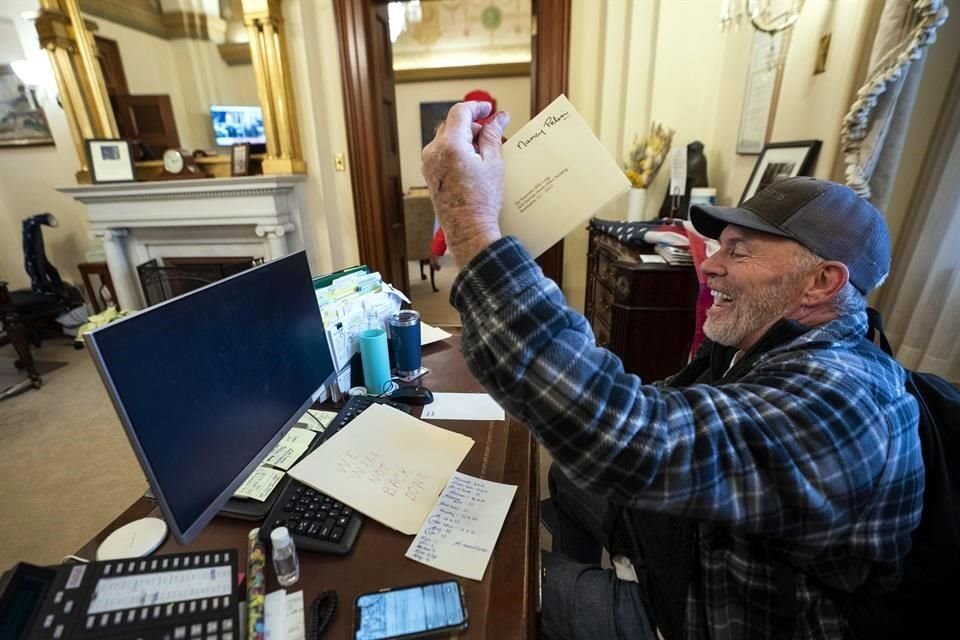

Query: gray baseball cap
<box><xmin>689</xmin><ymin>177</ymin><xmax>891</xmax><ymax>294</ymax></box>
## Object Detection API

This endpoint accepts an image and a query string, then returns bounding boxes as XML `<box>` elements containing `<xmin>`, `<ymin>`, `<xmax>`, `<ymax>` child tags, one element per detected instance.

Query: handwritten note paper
<box><xmin>234</xmin><ymin>466</ymin><xmax>285</xmax><ymax>501</ymax></box>
<box><xmin>406</xmin><ymin>472</ymin><xmax>516</xmax><ymax>581</ymax></box>
<box><xmin>304</xmin><ymin>409</ymin><xmax>338</xmax><ymax>432</ymax></box>
<box><xmin>421</xmin><ymin>393</ymin><xmax>505</xmax><ymax>421</ymax></box>
<box><xmin>263</xmin><ymin>427</ymin><xmax>316</xmax><ymax>471</ymax></box>
<box><xmin>500</xmin><ymin>94</ymin><xmax>630</xmax><ymax>258</ymax></box>
<box><xmin>288</xmin><ymin>403</ymin><xmax>474</xmax><ymax>534</ymax></box>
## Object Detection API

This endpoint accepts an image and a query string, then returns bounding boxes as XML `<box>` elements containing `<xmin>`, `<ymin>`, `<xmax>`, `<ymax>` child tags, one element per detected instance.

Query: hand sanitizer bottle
<box><xmin>270</xmin><ymin>527</ymin><xmax>300</xmax><ymax>587</ymax></box>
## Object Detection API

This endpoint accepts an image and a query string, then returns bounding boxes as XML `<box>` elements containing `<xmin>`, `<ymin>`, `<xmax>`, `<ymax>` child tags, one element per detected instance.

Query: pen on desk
<box><xmin>247</xmin><ymin>528</ymin><xmax>267</xmax><ymax>640</ymax></box>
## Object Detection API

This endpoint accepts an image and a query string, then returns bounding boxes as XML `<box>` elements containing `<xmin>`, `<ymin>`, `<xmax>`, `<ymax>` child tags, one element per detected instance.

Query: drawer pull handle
<box><xmin>600</xmin><ymin>300</ymin><xmax>611</xmax><ymax>313</ymax></box>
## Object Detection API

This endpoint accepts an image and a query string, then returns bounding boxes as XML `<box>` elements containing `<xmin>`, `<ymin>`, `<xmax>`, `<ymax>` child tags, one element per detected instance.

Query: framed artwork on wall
<box><xmin>86</xmin><ymin>139</ymin><xmax>136</xmax><ymax>184</ymax></box>
<box><xmin>0</xmin><ymin>65</ymin><xmax>54</xmax><ymax>148</ymax></box>
<box><xmin>736</xmin><ymin>30</ymin><xmax>791</xmax><ymax>155</ymax></box>
<box><xmin>740</xmin><ymin>140</ymin><xmax>822</xmax><ymax>204</ymax></box>
<box><xmin>419</xmin><ymin>101</ymin><xmax>458</xmax><ymax>148</ymax></box>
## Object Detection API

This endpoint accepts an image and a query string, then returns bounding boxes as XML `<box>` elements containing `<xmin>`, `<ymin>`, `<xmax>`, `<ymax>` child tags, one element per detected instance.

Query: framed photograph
<box><xmin>736</xmin><ymin>31</ymin><xmax>790</xmax><ymax>155</ymax></box>
<box><xmin>0</xmin><ymin>65</ymin><xmax>54</xmax><ymax>147</ymax></box>
<box><xmin>740</xmin><ymin>140</ymin><xmax>822</xmax><ymax>204</ymax></box>
<box><xmin>231</xmin><ymin>142</ymin><xmax>250</xmax><ymax>176</ymax></box>
<box><xmin>86</xmin><ymin>139</ymin><xmax>136</xmax><ymax>184</ymax></box>
<box><xmin>419</xmin><ymin>100</ymin><xmax>457</xmax><ymax>148</ymax></box>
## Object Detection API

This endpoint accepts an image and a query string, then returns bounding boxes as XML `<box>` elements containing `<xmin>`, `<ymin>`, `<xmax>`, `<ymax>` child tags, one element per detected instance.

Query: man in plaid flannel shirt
<box><xmin>421</xmin><ymin>102</ymin><xmax>922</xmax><ymax>640</ymax></box>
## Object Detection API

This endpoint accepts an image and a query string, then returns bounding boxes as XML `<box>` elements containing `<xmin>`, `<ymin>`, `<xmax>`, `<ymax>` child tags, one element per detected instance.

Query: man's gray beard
<box><xmin>703</xmin><ymin>274</ymin><xmax>804</xmax><ymax>348</ymax></box>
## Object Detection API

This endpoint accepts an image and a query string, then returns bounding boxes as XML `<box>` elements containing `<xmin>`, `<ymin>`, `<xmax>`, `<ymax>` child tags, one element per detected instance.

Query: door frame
<box><xmin>334</xmin><ymin>0</ymin><xmax>572</xmax><ymax>286</ymax></box>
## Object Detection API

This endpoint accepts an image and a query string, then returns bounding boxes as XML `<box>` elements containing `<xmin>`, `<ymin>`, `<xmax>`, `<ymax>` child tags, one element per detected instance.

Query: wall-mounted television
<box><xmin>211</xmin><ymin>105</ymin><xmax>266</xmax><ymax>146</ymax></box>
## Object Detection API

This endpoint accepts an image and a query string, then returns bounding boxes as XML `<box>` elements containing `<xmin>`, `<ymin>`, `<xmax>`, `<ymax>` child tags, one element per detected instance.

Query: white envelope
<box><xmin>500</xmin><ymin>95</ymin><xmax>630</xmax><ymax>258</ymax></box>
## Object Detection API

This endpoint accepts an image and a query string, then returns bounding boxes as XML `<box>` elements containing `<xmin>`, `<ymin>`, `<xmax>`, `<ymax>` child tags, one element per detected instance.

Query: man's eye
<box><xmin>732</xmin><ymin>252</ymin><xmax>748</xmax><ymax>259</ymax></box>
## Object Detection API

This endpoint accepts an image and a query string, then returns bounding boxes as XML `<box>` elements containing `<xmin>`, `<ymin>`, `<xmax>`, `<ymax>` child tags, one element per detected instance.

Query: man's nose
<box><xmin>701</xmin><ymin>250</ymin><xmax>724</xmax><ymax>278</ymax></box>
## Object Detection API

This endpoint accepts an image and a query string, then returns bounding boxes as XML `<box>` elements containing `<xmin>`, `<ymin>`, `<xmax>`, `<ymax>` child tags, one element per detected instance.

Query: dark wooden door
<box><xmin>335</xmin><ymin>0</ymin><xmax>409</xmax><ymax>293</ymax></box>
<box><xmin>95</xmin><ymin>36</ymin><xmax>129</xmax><ymax>96</ymax></box>
<box><xmin>112</xmin><ymin>94</ymin><xmax>181</xmax><ymax>159</ymax></box>
<box><xmin>530</xmin><ymin>0</ymin><xmax>571</xmax><ymax>287</ymax></box>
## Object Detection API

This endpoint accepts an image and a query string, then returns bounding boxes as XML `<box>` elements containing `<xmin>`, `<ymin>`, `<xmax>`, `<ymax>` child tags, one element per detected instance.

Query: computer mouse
<box><xmin>389</xmin><ymin>385</ymin><xmax>434</xmax><ymax>406</ymax></box>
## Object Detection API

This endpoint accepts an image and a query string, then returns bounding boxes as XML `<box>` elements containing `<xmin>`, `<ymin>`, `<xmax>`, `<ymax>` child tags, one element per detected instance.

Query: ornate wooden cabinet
<box><xmin>584</xmin><ymin>229</ymin><xmax>700</xmax><ymax>382</ymax></box>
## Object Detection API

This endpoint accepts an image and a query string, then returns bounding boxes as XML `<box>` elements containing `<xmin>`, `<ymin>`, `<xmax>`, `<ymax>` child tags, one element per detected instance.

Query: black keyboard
<box><xmin>261</xmin><ymin>394</ymin><xmax>409</xmax><ymax>554</ymax></box>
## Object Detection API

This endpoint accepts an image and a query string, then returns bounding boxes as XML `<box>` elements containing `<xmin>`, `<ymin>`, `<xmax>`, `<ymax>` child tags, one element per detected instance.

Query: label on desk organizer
<box><xmin>87</xmin><ymin>567</ymin><xmax>232</xmax><ymax>614</ymax></box>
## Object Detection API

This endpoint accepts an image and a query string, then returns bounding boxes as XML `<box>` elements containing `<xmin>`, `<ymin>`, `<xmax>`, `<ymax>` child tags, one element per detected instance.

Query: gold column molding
<box><xmin>242</xmin><ymin>0</ymin><xmax>306</xmax><ymax>175</ymax></box>
<box><xmin>35</xmin><ymin>0</ymin><xmax>119</xmax><ymax>183</ymax></box>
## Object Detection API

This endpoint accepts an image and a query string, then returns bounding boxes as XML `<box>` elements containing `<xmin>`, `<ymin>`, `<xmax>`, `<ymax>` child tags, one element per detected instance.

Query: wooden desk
<box><xmin>78</xmin><ymin>336</ymin><xmax>540</xmax><ymax>639</ymax></box>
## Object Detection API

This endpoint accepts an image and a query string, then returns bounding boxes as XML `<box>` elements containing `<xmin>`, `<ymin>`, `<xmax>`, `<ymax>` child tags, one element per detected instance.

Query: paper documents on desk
<box><xmin>420</xmin><ymin>322</ymin><xmax>453</xmax><ymax>346</ymax></box>
<box><xmin>406</xmin><ymin>472</ymin><xmax>516</xmax><ymax>581</ymax></box>
<box><xmin>500</xmin><ymin>94</ymin><xmax>630</xmax><ymax>258</ymax></box>
<box><xmin>287</xmin><ymin>403</ymin><xmax>474</xmax><ymax>535</ymax></box>
<box><xmin>421</xmin><ymin>392</ymin><xmax>505</xmax><ymax>421</ymax></box>
<box><xmin>263</xmin><ymin>427</ymin><xmax>316</xmax><ymax>471</ymax></box>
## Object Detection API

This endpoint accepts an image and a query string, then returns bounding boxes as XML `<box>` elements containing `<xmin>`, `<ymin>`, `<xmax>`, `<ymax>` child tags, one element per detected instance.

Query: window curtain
<box><xmin>877</xmin><ymin>62</ymin><xmax>960</xmax><ymax>382</ymax></box>
<box><xmin>840</xmin><ymin>0</ymin><xmax>948</xmax><ymax>206</ymax></box>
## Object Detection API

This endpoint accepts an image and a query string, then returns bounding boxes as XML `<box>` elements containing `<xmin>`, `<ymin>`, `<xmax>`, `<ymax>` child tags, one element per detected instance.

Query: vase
<box><xmin>626</xmin><ymin>187</ymin><xmax>647</xmax><ymax>222</ymax></box>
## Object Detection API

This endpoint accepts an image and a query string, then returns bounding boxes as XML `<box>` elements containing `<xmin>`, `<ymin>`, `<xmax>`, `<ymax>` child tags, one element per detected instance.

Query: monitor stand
<box><xmin>96</xmin><ymin>517</ymin><xmax>168</xmax><ymax>560</ymax></box>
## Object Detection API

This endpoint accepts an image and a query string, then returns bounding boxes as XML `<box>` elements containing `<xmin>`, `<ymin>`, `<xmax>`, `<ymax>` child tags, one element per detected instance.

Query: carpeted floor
<box><xmin>0</xmin><ymin>339</ymin><xmax>147</xmax><ymax>571</ymax></box>
<box><xmin>406</xmin><ymin>254</ymin><xmax>461</xmax><ymax>327</ymax></box>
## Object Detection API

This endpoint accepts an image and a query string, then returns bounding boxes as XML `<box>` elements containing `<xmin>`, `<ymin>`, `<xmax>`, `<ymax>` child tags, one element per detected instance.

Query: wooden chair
<box><xmin>403</xmin><ymin>192</ymin><xmax>439</xmax><ymax>292</ymax></box>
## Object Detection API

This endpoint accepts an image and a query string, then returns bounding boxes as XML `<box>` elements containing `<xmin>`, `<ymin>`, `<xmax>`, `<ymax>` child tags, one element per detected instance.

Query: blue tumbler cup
<box><xmin>390</xmin><ymin>310</ymin><xmax>422</xmax><ymax>377</ymax></box>
<box><xmin>359</xmin><ymin>329</ymin><xmax>392</xmax><ymax>394</ymax></box>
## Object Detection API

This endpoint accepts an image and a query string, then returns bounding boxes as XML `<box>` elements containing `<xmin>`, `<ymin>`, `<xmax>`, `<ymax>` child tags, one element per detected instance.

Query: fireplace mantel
<box><xmin>59</xmin><ymin>175</ymin><xmax>312</xmax><ymax>310</ymax></box>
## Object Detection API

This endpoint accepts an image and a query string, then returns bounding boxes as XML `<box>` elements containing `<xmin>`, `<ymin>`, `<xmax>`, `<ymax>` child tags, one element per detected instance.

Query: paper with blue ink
<box><xmin>405</xmin><ymin>472</ymin><xmax>516</xmax><ymax>581</ymax></box>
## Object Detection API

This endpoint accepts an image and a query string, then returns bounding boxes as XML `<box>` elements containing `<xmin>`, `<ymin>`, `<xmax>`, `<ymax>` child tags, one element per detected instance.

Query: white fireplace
<box><xmin>59</xmin><ymin>175</ymin><xmax>311</xmax><ymax>310</ymax></box>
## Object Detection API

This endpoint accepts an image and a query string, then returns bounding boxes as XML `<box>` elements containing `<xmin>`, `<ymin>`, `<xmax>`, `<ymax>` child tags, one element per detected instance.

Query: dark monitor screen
<box><xmin>86</xmin><ymin>252</ymin><xmax>334</xmax><ymax>543</ymax></box>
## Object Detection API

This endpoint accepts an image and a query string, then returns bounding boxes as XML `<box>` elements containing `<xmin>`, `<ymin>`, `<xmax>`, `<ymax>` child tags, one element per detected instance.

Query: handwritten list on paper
<box><xmin>288</xmin><ymin>403</ymin><xmax>474</xmax><ymax>535</ymax></box>
<box><xmin>405</xmin><ymin>472</ymin><xmax>517</xmax><ymax>581</ymax></box>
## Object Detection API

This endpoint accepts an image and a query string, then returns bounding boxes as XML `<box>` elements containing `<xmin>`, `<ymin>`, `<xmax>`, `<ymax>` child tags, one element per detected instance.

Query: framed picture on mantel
<box><xmin>86</xmin><ymin>139</ymin><xmax>136</xmax><ymax>184</ymax></box>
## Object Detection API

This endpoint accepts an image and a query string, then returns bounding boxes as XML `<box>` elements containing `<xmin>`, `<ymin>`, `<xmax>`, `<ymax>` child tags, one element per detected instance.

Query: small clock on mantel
<box><xmin>157</xmin><ymin>148</ymin><xmax>207</xmax><ymax>180</ymax></box>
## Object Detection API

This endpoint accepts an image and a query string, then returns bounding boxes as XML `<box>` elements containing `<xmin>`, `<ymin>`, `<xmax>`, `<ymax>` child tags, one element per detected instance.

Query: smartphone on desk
<box><xmin>354</xmin><ymin>579</ymin><xmax>468</xmax><ymax>640</ymax></box>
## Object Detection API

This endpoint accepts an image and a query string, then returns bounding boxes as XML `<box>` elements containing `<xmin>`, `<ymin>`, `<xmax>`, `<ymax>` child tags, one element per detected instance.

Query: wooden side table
<box><xmin>78</xmin><ymin>262</ymin><xmax>117</xmax><ymax>313</ymax></box>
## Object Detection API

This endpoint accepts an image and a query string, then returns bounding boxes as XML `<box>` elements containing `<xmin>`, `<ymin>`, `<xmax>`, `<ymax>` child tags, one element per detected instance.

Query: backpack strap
<box><xmin>865</xmin><ymin>307</ymin><xmax>894</xmax><ymax>356</ymax></box>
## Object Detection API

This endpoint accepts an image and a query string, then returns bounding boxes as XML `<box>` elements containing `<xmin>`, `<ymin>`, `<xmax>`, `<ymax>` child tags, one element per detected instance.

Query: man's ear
<box><xmin>801</xmin><ymin>261</ymin><xmax>849</xmax><ymax>307</ymax></box>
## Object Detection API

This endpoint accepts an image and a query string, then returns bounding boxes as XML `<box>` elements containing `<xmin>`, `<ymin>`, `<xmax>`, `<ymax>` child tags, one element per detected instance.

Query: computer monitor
<box><xmin>211</xmin><ymin>104</ymin><xmax>266</xmax><ymax>146</ymax></box>
<box><xmin>86</xmin><ymin>252</ymin><xmax>335</xmax><ymax>544</ymax></box>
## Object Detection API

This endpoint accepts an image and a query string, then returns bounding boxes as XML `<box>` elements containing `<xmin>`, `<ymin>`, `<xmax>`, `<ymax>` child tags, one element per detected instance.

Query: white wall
<box><xmin>283</xmin><ymin>0</ymin><xmax>361</xmax><ymax>276</ymax></box>
<box><xmin>395</xmin><ymin>76</ymin><xmax>531</xmax><ymax>192</ymax></box>
<box><xmin>0</xmin><ymin>0</ymin><xmax>94</xmax><ymax>290</ymax></box>
<box><xmin>564</xmin><ymin>0</ymin><xmax>878</xmax><ymax>311</ymax></box>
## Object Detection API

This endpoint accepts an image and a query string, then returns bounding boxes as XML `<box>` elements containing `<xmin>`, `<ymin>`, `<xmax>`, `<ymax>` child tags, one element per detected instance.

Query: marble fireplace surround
<box><xmin>59</xmin><ymin>175</ymin><xmax>311</xmax><ymax>310</ymax></box>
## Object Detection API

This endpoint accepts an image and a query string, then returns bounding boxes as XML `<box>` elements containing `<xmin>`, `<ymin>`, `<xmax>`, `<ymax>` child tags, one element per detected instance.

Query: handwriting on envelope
<box><xmin>499</xmin><ymin>95</ymin><xmax>630</xmax><ymax>258</ymax></box>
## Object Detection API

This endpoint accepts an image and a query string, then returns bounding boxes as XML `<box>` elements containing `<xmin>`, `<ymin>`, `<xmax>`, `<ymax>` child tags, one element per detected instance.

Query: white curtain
<box><xmin>878</xmin><ymin>65</ymin><xmax>960</xmax><ymax>382</ymax></box>
<box><xmin>841</xmin><ymin>0</ymin><xmax>948</xmax><ymax>205</ymax></box>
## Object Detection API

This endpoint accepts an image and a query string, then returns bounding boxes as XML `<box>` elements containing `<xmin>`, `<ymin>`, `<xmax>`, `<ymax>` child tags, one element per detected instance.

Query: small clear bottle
<box><xmin>270</xmin><ymin>526</ymin><xmax>300</xmax><ymax>587</ymax></box>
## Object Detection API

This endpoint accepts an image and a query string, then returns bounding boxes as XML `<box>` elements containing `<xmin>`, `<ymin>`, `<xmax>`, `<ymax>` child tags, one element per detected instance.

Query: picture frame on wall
<box><xmin>231</xmin><ymin>142</ymin><xmax>250</xmax><ymax>176</ymax></box>
<box><xmin>740</xmin><ymin>140</ymin><xmax>822</xmax><ymax>204</ymax></box>
<box><xmin>736</xmin><ymin>31</ymin><xmax>790</xmax><ymax>155</ymax></box>
<box><xmin>419</xmin><ymin>101</ymin><xmax>458</xmax><ymax>149</ymax></box>
<box><xmin>86</xmin><ymin>139</ymin><xmax>136</xmax><ymax>184</ymax></box>
<box><xmin>0</xmin><ymin>65</ymin><xmax>54</xmax><ymax>148</ymax></box>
